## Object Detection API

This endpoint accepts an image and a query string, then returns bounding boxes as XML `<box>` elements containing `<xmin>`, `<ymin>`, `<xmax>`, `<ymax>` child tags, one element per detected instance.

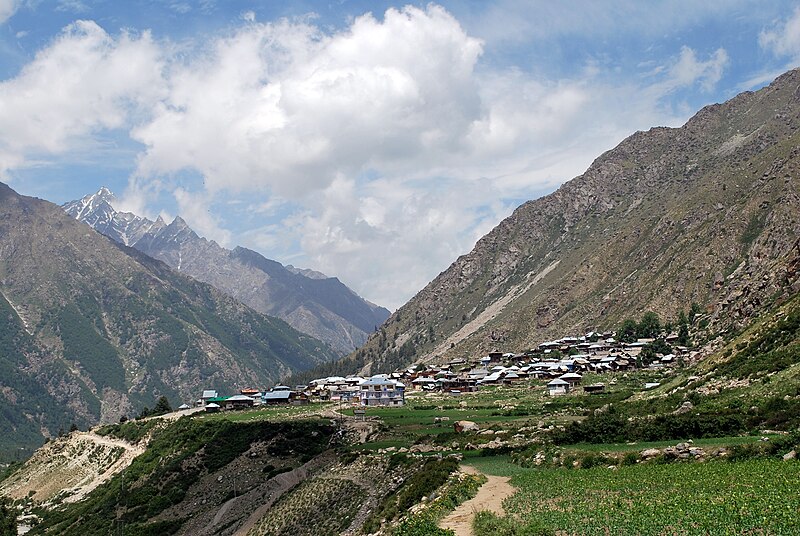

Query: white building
<box><xmin>359</xmin><ymin>375</ymin><xmax>405</xmax><ymax>407</ymax></box>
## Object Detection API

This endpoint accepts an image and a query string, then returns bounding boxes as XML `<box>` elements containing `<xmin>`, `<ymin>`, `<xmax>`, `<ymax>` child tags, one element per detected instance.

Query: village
<box><xmin>192</xmin><ymin>329</ymin><xmax>695</xmax><ymax>411</ymax></box>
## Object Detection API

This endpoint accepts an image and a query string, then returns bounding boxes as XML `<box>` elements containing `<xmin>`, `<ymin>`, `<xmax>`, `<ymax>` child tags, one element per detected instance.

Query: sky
<box><xmin>1</xmin><ymin>1</ymin><xmax>799</xmax><ymax>310</ymax></box>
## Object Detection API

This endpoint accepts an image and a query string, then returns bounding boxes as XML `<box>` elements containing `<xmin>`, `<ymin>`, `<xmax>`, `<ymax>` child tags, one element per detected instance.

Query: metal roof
<box><xmin>262</xmin><ymin>391</ymin><xmax>291</xmax><ymax>400</ymax></box>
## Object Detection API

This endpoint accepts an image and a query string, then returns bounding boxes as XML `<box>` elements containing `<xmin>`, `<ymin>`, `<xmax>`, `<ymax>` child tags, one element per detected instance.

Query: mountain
<box><xmin>331</xmin><ymin>68</ymin><xmax>800</xmax><ymax>375</ymax></box>
<box><xmin>64</xmin><ymin>190</ymin><xmax>390</xmax><ymax>355</ymax></box>
<box><xmin>0</xmin><ymin>182</ymin><xmax>338</xmax><ymax>457</ymax></box>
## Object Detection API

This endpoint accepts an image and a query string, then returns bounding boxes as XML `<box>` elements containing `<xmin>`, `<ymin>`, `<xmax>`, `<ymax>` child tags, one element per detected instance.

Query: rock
<box><xmin>454</xmin><ymin>420</ymin><xmax>480</xmax><ymax>433</ymax></box>
<box><xmin>711</xmin><ymin>447</ymin><xmax>728</xmax><ymax>457</ymax></box>
<box><xmin>641</xmin><ymin>448</ymin><xmax>661</xmax><ymax>458</ymax></box>
<box><xmin>783</xmin><ymin>450</ymin><xmax>796</xmax><ymax>461</ymax></box>
<box><xmin>479</xmin><ymin>430</ymin><xmax>495</xmax><ymax>436</ymax></box>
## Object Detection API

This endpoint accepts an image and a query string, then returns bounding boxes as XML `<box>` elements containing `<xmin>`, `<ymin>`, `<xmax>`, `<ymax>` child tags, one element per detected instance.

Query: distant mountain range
<box><xmin>326</xmin><ymin>68</ymin><xmax>800</xmax><ymax>376</ymax></box>
<box><xmin>64</xmin><ymin>188</ymin><xmax>390</xmax><ymax>355</ymax></box>
<box><xmin>0</xmin><ymin>182</ymin><xmax>338</xmax><ymax>456</ymax></box>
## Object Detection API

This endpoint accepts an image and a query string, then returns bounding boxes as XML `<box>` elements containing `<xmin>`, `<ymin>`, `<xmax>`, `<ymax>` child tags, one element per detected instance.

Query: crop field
<box><xmin>249</xmin><ymin>477</ymin><xmax>365</xmax><ymax>536</ymax></box>
<box><xmin>468</xmin><ymin>456</ymin><xmax>800</xmax><ymax>535</ymax></box>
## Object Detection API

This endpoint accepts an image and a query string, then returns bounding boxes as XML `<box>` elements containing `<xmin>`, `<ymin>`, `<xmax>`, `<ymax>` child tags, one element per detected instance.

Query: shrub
<box><xmin>395</xmin><ymin>514</ymin><xmax>454</xmax><ymax>536</ymax></box>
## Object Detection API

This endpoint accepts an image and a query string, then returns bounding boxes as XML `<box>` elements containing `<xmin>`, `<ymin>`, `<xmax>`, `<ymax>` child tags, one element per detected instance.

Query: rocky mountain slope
<box><xmin>336</xmin><ymin>68</ymin><xmax>800</xmax><ymax>375</ymax></box>
<box><xmin>0</xmin><ymin>182</ymin><xmax>337</xmax><ymax>456</ymax></box>
<box><xmin>64</xmin><ymin>190</ymin><xmax>390</xmax><ymax>355</ymax></box>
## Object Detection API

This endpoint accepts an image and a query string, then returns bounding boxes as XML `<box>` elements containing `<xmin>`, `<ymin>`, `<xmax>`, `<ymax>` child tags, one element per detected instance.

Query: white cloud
<box><xmin>0</xmin><ymin>0</ymin><xmax>18</xmax><ymax>24</ymax></box>
<box><xmin>760</xmin><ymin>7</ymin><xmax>800</xmax><ymax>60</ymax></box>
<box><xmin>668</xmin><ymin>46</ymin><xmax>729</xmax><ymax>92</ymax></box>
<box><xmin>242</xmin><ymin>10</ymin><xmax>255</xmax><ymax>23</ymax></box>
<box><xmin>132</xmin><ymin>5</ymin><xmax>484</xmax><ymax>199</ymax></box>
<box><xmin>0</xmin><ymin>20</ymin><xmax>165</xmax><ymax>177</ymax></box>
<box><xmin>169</xmin><ymin>2</ymin><xmax>191</xmax><ymax>15</ymax></box>
<box><xmin>0</xmin><ymin>5</ymin><xmax>745</xmax><ymax>309</ymax></box>
<box><xmin>56</xmin><ymin>0</ymin><xmax>90</xmax><ymax>14</ymax></box>
<box><xmin>280</xmin><ymin>174</ymin><xmax>515</xmax><ymax>308</ymax></box>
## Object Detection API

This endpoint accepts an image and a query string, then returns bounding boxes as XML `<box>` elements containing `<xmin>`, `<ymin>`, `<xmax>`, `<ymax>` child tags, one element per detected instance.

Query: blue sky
<box><xmin>1</xmin><ymin>1</ymin><xmax>799</xmax><ymax>310</ymax></box>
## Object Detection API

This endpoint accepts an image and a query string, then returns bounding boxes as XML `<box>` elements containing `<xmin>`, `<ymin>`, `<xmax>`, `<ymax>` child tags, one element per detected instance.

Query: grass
<box><xmin>468</xmin><ymin>456</ymin><xmax>800</xmax><ymax>535</ymax></box>
<box><xmin>197</xmin><ymin>404</ymin><xmax>325</xmax><ymax>423</ymax></box>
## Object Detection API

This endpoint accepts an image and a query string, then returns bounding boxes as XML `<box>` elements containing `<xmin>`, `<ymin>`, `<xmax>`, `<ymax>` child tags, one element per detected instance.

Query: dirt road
<box><xmin>438</xmin><ymin>465</ymin><xmax>516</xmax><ymax>536</ymax></box>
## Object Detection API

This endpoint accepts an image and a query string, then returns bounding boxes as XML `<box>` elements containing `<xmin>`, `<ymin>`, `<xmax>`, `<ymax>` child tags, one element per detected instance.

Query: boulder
<box><xmin>454</xmin><ymin>420</ymin><xmax>480</xmax><ymax>433</ymax></box>
<box><xmin>641</xmin><ymin>448</ymin><xmax>661</xmax><ymax>459</ymax></box>
<box><xmin>783</xmin><ymin>450</ymin><xmax>796</xmax><ymax>461</ymax></box>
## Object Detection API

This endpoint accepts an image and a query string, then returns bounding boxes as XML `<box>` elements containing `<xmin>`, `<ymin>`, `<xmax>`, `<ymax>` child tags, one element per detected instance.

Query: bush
<box><xmin>622</xmin><ymin>452</ymin><xmax>639</xmax><ymax>466</ymax></box>
<box><xmin>395</xmin><ymin>514</ymin><xmax>454</xmax><ymax>536</ymax></box>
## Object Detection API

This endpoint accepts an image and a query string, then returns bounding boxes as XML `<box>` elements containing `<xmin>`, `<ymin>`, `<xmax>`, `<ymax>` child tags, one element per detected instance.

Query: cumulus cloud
<box><xmin>0</xmin><ymin>5</ymin><xmax>741</xmax><ymax>308</ymax></box>
<box><xmin>668</xmin><ymin>46</ymin><xmax>729</xmax><ymax>92</ymax></box>
<box><xmin>0</xmin><ymin>0</ymin><xmax>18</xmax><ymax>24</ymax></box>
<box><xmin>0</xmin><ymin>20</ymin><xmax>165</xmax><ymax>177</ymax></box>
<box><xmin>282</xmin><ymin>174</ymin><xmax>514</xmax><ymax>308</ymax></box>
<box><xmin>760</xmin><ymin>7</ymin><xmax>800</xmax><ymax>60</ymax></box>
<box><xmin>132</xmin><ymin>5</ymin><xmax>484</xmax><ymax>199</ymax></box>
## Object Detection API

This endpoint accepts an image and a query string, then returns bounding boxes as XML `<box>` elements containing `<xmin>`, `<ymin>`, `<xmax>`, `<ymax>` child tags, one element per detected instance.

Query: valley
<box><xmin>1</xmin><ymin>50</ymin><xmax>799</xmax><ymax>536</ymax></box>
<box><xmin>3</xmin><ymin>299</ymin><xmax>799</xmax><ymax>535</ymax></box>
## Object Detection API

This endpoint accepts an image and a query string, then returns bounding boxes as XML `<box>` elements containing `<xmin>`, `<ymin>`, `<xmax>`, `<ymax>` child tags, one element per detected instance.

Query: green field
<box><xmin>467</xmin><ymin>456</ymin><xmax>800</xmax><ymax>535</ymax></box>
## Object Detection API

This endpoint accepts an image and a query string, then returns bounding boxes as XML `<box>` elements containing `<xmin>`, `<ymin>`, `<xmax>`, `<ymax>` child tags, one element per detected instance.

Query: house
<box><xmin>359</xmin><ymin>375</ymin><xmax>405</xmax><ymax>407</ymax></box>
<box><xmin>262</xmin><ymin>390</ymin><xmax>292</xmax><ymax>405</ymax></box>
<box><xmin>222</xmin><ymin>394</ymin><xmax>255</xmax><ymax>410</ymax></box>
<box><xmin>204</xmin><ymin>402</ymin><xmax>221</xmax><ymax>413</ymax></box>
<box><xmin>584</xmin><ymin>383</ymin><xmax>606</xmax><ymax>394</ymax></box>
<box><xmin>547</xmin><ymin>378</ymin><xmax>570</xmax><ymax>396</ymax></box>
<box><xmin>200</xmin><ymin>390</ymin><xmax>218</xmax><ymax>406</ymax></box>
<box><xmin>558</xmin><ymin>372</ymin><xmax>583</xmax><ymax>387</ymax></box>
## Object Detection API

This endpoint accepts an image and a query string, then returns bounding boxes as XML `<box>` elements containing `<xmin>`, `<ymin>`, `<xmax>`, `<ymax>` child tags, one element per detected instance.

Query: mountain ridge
<box><xmin>322</xmin><ymin>68</ymin><xmax>800</xmax><ymax>377</ymax></box>
<box><xmin>0</xmin><ymin>182</ymin><xmax>338</xmax><ymax>456</ymax></box>
<box><xmin>64</xmin><ymin>190</ymin><xmax>390</xmax><ymax>355</ymax></box>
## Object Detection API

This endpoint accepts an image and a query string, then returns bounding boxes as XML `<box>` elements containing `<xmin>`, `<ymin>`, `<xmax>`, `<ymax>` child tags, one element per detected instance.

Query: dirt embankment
<box><xmin>0</xmin><ymin>431</ymin><xmax>144</xmax><ymax>504</ymax></box>
<box><xmin>439</xmin><ymin>465</ymin><xmax>516</xmax><ymax>536</ymax></box>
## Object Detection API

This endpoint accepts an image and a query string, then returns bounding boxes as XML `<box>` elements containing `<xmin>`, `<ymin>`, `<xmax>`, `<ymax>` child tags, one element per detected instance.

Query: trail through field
<box><xmin>439</xmin><ymin>465</ymin><xmax>516</xmax><ymax>536</ymax></box>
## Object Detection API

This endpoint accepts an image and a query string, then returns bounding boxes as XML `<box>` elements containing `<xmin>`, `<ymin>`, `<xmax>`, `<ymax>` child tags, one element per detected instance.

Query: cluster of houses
<box><xmin>196</xmin><ymin>375</ymin><xmax>406</xmax><ymax>412</ymax></box>
<box><xmin>330</xmin><ymin>331</ymin><xmax>690</xmax><ymax>398</ymax></box>
<box><xmin>195</xmin><ymin>385</ymin><xmax>310</xmax><ymax>412</ymax></box>
<box><xmin>195</xmin><ymin>331</ymin><xmax>694</xmax><ymax>410</ymax></box>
